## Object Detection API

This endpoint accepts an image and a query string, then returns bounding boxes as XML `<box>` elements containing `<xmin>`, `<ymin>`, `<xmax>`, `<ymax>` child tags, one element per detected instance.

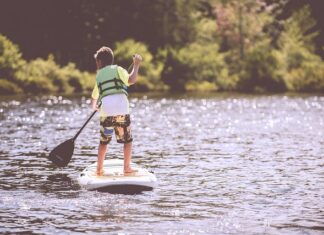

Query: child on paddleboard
<box><xmin>91</xmin><ymin>46</ymin><xmax>142</xmax><ymax>176</ymax></box>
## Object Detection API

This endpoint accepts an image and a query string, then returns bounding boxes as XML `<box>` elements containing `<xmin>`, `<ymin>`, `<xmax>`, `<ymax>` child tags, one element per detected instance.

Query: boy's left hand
<box><xmin>133</xmin><ymin>54</ymin><xmax>142</xmax><ymax>66</ymax></box>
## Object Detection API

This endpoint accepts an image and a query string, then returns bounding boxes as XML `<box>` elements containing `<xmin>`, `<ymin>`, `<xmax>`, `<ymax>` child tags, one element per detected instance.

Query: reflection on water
<box><xmin>0</xmin><ymin>93</ymin><xmax>323</xmax><ymax>234</ymax></box>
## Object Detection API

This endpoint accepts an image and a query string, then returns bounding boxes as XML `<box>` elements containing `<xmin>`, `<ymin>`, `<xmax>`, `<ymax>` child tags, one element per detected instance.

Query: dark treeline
<box><xmin>0</xmin><ymin>0</ymin><xmax>202</xmax><ymax>71</ymax></box>
<box><xmin>0</xmin><ymin>0</ymin><xmax>323</xmax><ymax>94</ymax></box>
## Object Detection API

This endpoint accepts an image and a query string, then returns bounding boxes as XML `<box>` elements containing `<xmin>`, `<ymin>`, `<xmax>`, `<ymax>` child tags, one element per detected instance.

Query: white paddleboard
<box><xmin>78</xmin><ymin>159</ymin><xmax>157</xmax><ymax>193</ymax></box>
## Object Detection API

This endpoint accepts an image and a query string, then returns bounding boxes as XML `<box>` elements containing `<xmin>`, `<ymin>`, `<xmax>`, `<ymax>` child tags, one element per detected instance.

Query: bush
<box><xmin>285</xmin><ymin>58</ymin><xmax>324</xmax><ymax>92</ymax></box>
<box><xmin>78</xmin><ymin>71</ymin><xmax>95</xmax><ymax>93</ymax></box>
<box><xmin>16</xmin><ymin>55</ymin><xmax>95</xmax><ymax>94</ymax></box>
<box><xmin>277</xmin><ymin>40</ymin><xmax>324</xmax><ymax>92</ymax></box>
<box><xmin>0</xmin><ymin>35</ymin><xmax>96</xmax><ymax>95</ymax></box>
<box><xmin>16</xmin><ymin>56</ymin><xmax>61</xmax><ymax>93</ymax></box>
<box><xmin>0</xmin><ymin>79</ymin><xmax>22</xmax><ymax>95</ymax></box>
<box><xmin>0</xmin><ymin>34</ymin><xmax>26</xmax><ymax>82</ymax></box>
<box><xmin>60</xmin><ymin>62</ymin><xmax>95</xmax><ymax>93</ymax></box>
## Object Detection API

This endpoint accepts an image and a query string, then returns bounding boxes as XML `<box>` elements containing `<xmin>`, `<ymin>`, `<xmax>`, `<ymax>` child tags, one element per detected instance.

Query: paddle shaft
<box><xmin>72</xmin><ymin>109</ymin><xmax>98</xmax><ymax>142</ymax></box>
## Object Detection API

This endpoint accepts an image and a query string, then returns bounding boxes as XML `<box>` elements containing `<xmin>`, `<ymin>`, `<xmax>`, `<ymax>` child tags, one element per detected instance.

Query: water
<box><xmin>0</xmin><ymin>93</ymin><xmax>323</xmax><ymax>234</ymax></box>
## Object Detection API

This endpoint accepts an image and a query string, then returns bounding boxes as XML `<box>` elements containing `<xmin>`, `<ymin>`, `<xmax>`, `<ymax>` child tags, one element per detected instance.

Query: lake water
<box><xmin>0</xmin><ymin>93</ymin><xmax>323</xmax><ymax>234</ymax></box>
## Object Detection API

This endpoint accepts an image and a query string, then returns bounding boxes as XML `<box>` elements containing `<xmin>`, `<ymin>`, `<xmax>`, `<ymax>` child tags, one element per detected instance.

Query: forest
<box><xmin>0</xmin><ymin>0</ymin><xmax>323</xmax><ymax>95</ymax></box>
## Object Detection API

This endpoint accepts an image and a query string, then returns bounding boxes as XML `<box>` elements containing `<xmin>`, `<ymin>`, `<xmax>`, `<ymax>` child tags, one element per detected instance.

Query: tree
<box><xmin>214</xmin><ymin>0</ymin><xmax>274</xmax><ymax>57</ymax></box>
<box><xmin>277</xmin><ymin>5</ymin><xmax>324</xmax><ymax>92</ymax></box>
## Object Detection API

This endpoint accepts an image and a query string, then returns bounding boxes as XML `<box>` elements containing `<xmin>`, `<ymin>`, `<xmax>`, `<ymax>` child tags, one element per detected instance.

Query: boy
<box><xmin>91</xmin><ymin>46</ymin><xmax>142</xmax><ymax>176</ymax></box>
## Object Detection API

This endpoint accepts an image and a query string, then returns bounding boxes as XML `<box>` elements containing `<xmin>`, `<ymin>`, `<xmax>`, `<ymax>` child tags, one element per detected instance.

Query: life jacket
<box><xmin>96</xmin><ymin>65</ymin><xmax>128</xmax><ymax>99</ymax></box>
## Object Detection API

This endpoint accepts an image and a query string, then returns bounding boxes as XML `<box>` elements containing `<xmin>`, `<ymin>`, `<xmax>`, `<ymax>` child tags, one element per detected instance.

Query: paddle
<box><xmin>48</xmin><ymin>106</ymin><xmax>99</xmax><ymax>167</ymax></box>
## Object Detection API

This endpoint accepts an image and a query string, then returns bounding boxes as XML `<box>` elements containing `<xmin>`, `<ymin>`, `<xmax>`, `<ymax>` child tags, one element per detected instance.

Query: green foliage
<box><xmin>15</xmin><ymin>55</ymin><xmax>95</xmax><ymax>94</ymax></box>
<box><xmin>237</xmin><ymin>40</ymin><xmax>286</xmax><ymax>92</ymax></box>
<box><xmin>0</xmin><ymin>35</ymin><xmax>95</xmax><ymax>95</ymax></box>
<box><xmin>16</xmin><ymin>56</ymin><xmax>63</xmax><ymax>93</ymax></box>
<box><xmin>162</xmin><ymin>43</ymin><xmax>229</xmax><ymax>91</ymax></box>
<box><xmin>277</xmin><ymin>5</ymin><xmax>324</xmax><ymax>92</ymax></box>
<box><xmin>277</xmin><ymin>44</ymin><xmax>324</xmax><ymax>92</ymax></box>
<box><xmin>284</xmin><ymin>60</ymin><xmax>324</xmax><ymax>92</ymax></box>
<box><xmin>195</xmin><ymin>17</ymin><xmax>220</xmax><ymax>44</ymax></box>
<box><xmin>285</xmin><ymin>5</ymin><xmax>318</xmax><ymax>52</ymax></box>
<box><xmin>78</xmin><ymin>71</ymin><xmax>95</xmax><ymax>92</ymax></box>
<box><xmin>0</xmin><ymin>79</ymin><xmax>22</xmax><ymax>95</ymax></box>
<box><xmin>212</xmin><ymin>0</ymin><xmax>290</xmax><ymax>92</ymax></box>
<box><xmin>0</xmin><ymin>34</ymin><xmax>25</xmax><ymax>81</ymax></box>
<box><xmin>60</xmin><ymin>63</ymin><xmax>95</xmax><ymax>93</ymax></box>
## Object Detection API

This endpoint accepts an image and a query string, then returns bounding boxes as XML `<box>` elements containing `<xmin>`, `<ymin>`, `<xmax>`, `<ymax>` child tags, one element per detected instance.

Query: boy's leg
<box><xmin>123</xmin><ymin>142</ymin><xmax>137</xmax><ymax>173</ymax></box>
<box><xmin>114</xmin><ymin>114</ymin><xmax>137</xmax><ymax>174</ymax></box>
<box><xmin>97</xmin><ymin>143</ymin><xmax>108</xmax><ymax>176</ymax></box>
<box><xmin>97</xmin><ymin>116</ymin><xmax>113</xmax><ymax>176</ymax></box>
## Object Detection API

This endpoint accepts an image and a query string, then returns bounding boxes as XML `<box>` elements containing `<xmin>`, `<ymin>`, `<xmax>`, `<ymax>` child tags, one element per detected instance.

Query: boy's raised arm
<box><xmin>128</xmin><ymin>54</ymin><xmax>142</xmax><ymax>85</ymax></box>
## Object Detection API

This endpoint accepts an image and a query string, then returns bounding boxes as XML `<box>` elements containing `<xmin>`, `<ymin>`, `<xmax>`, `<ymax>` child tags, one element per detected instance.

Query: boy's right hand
<box><xmin>91</xmin><ymin>99</ymin><xmax>100</xmax><ymax>111</ymax></box>
<box><xmin>133</xmin><ymin>54</ymin><xmax>142</xmax><ymax>66</ymax></box>
<box><xmin>92</xmin><ymin>105</ymin><xmax>99</xmax><ymax>111</ymax></box>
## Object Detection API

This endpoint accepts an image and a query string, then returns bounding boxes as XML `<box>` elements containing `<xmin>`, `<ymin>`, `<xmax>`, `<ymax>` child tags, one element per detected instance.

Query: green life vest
<box><xmin>96</xmin><ymin>65</ymin><xmax>128</xmax><ymax>99</ymax></box>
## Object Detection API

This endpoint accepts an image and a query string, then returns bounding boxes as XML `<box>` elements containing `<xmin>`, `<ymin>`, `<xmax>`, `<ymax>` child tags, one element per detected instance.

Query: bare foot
<box><xmin>95</xmin><ymin>171</ymin><xmax>104</xmax><ymax>176</ymax></box>
<box><xmin>124</xmin><ymin>168</ymin><xmax>138</xmax><ymax>175</ymax></box>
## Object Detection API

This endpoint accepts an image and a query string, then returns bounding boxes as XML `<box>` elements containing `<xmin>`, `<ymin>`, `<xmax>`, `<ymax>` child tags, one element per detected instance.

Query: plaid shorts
<box><xmin>99</xmin><ymin>114</ymin><xmax>133</xmax><ymax>144</ymax></box>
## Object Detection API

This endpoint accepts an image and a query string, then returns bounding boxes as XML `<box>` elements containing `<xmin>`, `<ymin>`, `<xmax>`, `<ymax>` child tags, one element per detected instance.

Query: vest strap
<box><xmin>101</xmin><ymin>86</ymin><xmax>127</xmax><ymax>93</ymax></box>
<box><xmin>98</xmin><ymin>77</ymin><xmax>127</xmax><ymax>97</ymax></box>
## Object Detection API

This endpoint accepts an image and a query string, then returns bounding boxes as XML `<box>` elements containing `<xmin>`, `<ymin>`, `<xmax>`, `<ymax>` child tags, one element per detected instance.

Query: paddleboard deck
<box><xmin>78</xmin><ymin>159</ymin><xmax>157</xmax><ymax>194</ymax></box>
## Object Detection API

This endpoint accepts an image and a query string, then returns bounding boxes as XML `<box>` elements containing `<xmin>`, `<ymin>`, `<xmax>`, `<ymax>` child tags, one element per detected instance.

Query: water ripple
<box><xmin>0</xmin><ymin>93</ymin><xmax>323</xmax><ymax>234</ymax></box>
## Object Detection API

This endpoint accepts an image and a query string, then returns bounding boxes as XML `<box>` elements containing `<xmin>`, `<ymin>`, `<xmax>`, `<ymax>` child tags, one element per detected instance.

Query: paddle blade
<box><xmin>48</xmin><ymin>139</ymin><xmax>75</xmax><ymax>167</ymax></box>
